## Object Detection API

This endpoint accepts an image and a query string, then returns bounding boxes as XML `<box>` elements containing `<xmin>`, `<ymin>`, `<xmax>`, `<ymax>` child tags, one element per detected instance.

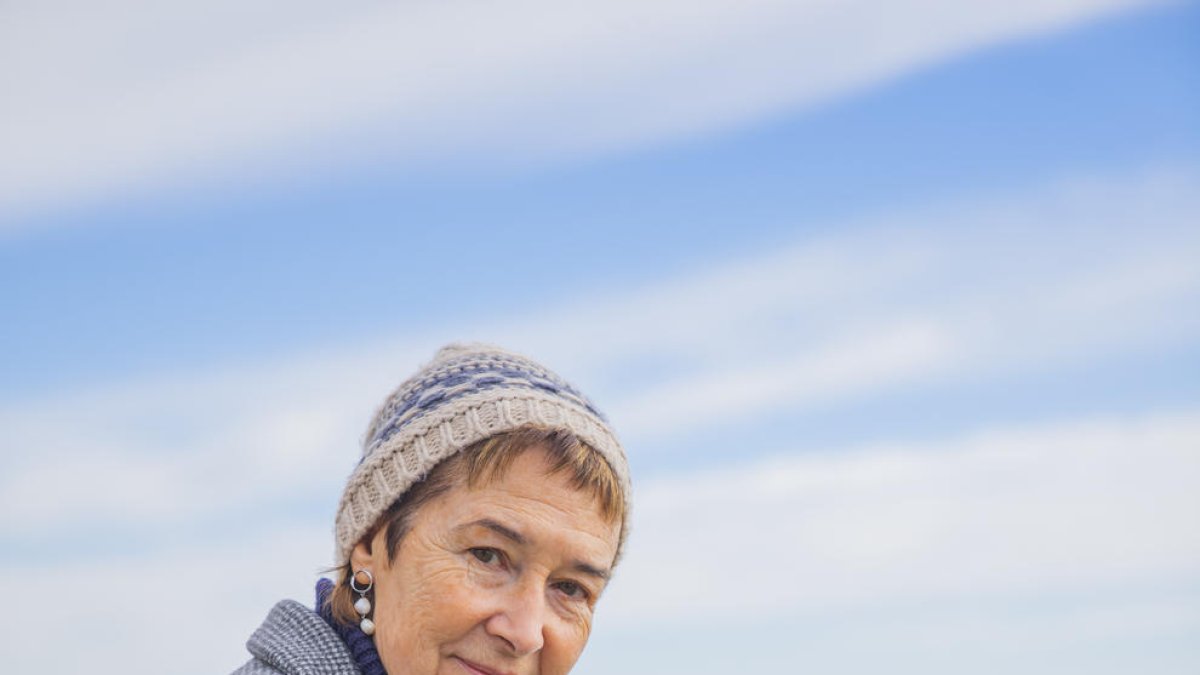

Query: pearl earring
<box><xmin>351</xmin><ymin>569</ymin><xmax>375</xmax><ymax>636</ymax></box>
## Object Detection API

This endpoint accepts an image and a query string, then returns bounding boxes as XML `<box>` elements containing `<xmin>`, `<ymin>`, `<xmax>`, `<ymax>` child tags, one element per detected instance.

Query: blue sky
<box><xmin>3</xmin><ymin>1</ymin><xmax>1196</xmax><ymax>399</ymax></box>
<box><xmin>1</xmin><ymin>1</ymin><xmax>1198</xmax><ymax>674</ymax></box>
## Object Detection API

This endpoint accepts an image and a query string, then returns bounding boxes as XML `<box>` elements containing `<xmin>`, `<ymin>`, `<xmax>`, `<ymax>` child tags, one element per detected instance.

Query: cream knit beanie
<box><xmin>333</xmin><ymin>343</ymin><xmax>630</xmax><ymax>564</ymax></box>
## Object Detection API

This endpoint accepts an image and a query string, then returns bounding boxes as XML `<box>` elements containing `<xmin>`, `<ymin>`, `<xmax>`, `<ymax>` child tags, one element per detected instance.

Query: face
<box><xmin>351</xmin><ymin>447</ymin><xmax>622</xmax><ymax>675</ymax></box>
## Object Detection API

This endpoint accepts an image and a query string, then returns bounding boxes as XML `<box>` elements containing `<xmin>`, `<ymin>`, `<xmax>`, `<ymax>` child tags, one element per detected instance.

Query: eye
<box><xmin>469</xmin><ymin>547</ymin><xmax>502</xmax><ymax>565</ymax></box>
<box><xmin>553</xmin><ymin>580</ymin><xmax>590</xmax><ymax>601</ymax></box>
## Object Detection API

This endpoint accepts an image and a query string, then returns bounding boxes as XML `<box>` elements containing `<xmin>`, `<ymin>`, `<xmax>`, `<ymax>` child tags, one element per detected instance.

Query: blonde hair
<box><xmin>324</xmin><ymin>425</ymin><xmax>626</xmax><ymax>627</ymax></box>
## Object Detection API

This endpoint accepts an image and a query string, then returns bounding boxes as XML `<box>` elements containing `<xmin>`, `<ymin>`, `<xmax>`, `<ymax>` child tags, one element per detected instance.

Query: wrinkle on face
<box><xmin>350</xmin><ymin>447</ymin><xmax>621</xmax><ymax>675</ymax></box>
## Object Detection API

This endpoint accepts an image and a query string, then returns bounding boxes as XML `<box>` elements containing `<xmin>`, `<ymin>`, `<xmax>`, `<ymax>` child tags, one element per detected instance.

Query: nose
<box><xmin>485</xmin><ymin>580</ymin><xmax>547</xmax><ymax>656</ymax></box>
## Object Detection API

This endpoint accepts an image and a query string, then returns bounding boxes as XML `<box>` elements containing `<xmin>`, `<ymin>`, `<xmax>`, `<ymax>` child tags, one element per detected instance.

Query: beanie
<box><xmin>333</xmin><ymin>343</ymin><xmax>630</xmax><ymax>564</ymax></box>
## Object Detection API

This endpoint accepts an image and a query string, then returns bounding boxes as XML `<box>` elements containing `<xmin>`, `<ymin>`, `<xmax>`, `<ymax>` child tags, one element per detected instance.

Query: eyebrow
<box><xmin>571</xmin><ymin>560</ymin><xmax>611</xmax><ymax>582</ymax></box>
<box><xmin>456</xmin><ymin>518</ymin><xmax>612</xmax><ymax>581</ymax></box>
<box><xmin>460</xmin><ymin>517</ymin><xmax>528</xmax><ymax>545</ymax></box>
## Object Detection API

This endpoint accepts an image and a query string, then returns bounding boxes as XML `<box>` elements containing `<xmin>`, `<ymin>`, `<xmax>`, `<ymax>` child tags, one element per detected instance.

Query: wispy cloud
<box><xmin>0</xmin><ymin>164</ymin><xmax>1195</xmax><ymax>543</ymax></box>
<box><xmin>604</xmin><ymin>407</ymin><xmax>1200</xmax><ymax>621</ymax></box>
<box><xmin>498</xmin><ymin>166</ymin><xmax>1200</xmax><ymax>437</ymax></box>
<box><xmin>0</xmin><ymin>0</ymin><xmax>1164</xmax><ymax>226</ymax></box>
<box><xmin>2</xmin><ymin>407</ymin><xmax>1195</xmax><ymax>673</ymax></box>
<box><xmin>0</xmin><ymin>522</ymin><xmax>333</xmax><ymax>672</ymax></box>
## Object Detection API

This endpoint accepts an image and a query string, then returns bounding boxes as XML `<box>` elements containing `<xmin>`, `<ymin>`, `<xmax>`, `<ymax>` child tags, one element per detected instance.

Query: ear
<box><xmin>350</xmin><ymin>531</ymin><xmax>380</xmax><ymax>573</ymax></box>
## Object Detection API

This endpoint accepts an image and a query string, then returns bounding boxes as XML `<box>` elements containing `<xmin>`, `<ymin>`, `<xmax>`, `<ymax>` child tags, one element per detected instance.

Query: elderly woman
<box><xmin>234</xmin><ymin>344</ymin><xmax>631</xmax><ymax>675</ymax></box>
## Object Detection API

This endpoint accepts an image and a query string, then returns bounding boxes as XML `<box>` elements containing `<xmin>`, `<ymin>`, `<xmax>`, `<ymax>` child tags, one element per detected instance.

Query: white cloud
<box><xmin>609</xmin><ymin>320</ymin><xmax>958</xmax><ymax>435</ymax></box>
<box><xmin>0</xmin><ymin>0</ymin><xmax>1165</xmax><ymax>226</ymax></box>
<box><xmin>578</xmin><ymin>588</ymin><xmax>1200</xmax><ymax>674</ymax></box>
<box><xmin>602</xmin><ymin>408</ymin><xmax>1200</xmax><ymax>622</ymax></box>
<box><xmin>0</xmin><ymin>523</ymin><xmax>332</xmax><ymax>673</ymax></box>
<box><xmin>0</xmin><ymin>341</ymin><xmax>430</xmax><ymax>538</ymax></box>
<box><xmin>1</xmin><ymin>408</ymin><xmax>1196</xmax><ymax>674</ymax></box>
<box><xmin>0</xmin><ymin>163</ymin><xmax>1196</xmax><ymax>675</ymax></box>
<box><xmin>0</xmin><ymin>165</ymin><xmax>1196</xmax><ymax>541</ymax></box>
<box><xmin>500</xmin><ymin>166</ymin><xmax>1200</xmax><ymax>438</ymax></box>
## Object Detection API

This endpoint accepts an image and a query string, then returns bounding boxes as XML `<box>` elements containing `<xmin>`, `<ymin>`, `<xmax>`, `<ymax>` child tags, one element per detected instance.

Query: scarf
<box><xmin>315</xmin><ymin>577</ymin><xmax>388</xmax><ymax>675</ymax></box>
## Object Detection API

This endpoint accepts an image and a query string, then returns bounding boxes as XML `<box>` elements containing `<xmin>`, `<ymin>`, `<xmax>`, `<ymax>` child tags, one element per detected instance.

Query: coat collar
<box><xmin>246</xmin><ymin>599</ymin><xmax>361</xmax><ymax>675</ymax></box>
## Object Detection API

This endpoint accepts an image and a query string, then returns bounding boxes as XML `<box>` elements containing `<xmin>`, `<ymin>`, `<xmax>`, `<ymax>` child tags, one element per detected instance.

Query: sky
<box><xmin>1</xmin><ymin>1</ymin><xmax>1198</xmax><ymax>674</ymax></box>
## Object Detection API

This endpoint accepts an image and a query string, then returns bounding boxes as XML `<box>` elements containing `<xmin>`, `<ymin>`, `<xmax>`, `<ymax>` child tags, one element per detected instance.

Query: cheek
<box><xmin>540</xmin><ymin>619</ymin><xmax>593</xmax><ymax>675</ymax></box>
<box><xmin>373</xmin><ymin>561</ymin><xmax>493</xmax><ymax>666</ymax></box>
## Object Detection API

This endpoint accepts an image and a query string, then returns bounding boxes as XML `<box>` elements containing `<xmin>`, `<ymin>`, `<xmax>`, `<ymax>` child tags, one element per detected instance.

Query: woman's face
<box><xmin>351</xmin><ymin>447</ymin><xmax>622</xmax><ymax>675</ymax></box>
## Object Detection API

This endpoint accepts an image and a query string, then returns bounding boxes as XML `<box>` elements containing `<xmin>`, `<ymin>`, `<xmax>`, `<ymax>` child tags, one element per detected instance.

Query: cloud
<box><xmin>0</xmin><ymin>342</ymin><xmax>429</xmax><ymax>539</ymax></box>
<box><xmin>1</xmin><ymin>407</ymin><xmax>1196</xmax><ymax>674</ymax></box>
<box><xmin>0</xmin><ymin>0</ymin><xmax>1165</xmax><ymax>226</ymax></box>
<box><xmin>0</xmin><ymin>164</ymin><xmax>1196</xmax><ymax>542</ymax></box>
<box><xmin>0</xmin><ymin>164</ymin><xmax>1197</xmax><ymax>675</ymax></box>
<box><xmin>495</xmin><ymin>166</ymin><xmax>1200</xmax><ymax>438</ymax></box>
<box><xmin>0</xmin><ymin>522</ymin><xmax>332</xmax><ymax>673</ymax></box>
<box><xmin>578</xmin><ymin>585</ymin><xmax>1200</xmax><ymax>674</ymax></box>
<box><xmin>602</xmin><ymin>407</ymin><xmax>1200</xmax><ymax>622</ymax></box>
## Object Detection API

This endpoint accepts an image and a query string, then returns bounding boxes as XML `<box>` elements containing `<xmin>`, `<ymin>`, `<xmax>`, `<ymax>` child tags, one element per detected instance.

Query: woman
<box><xmin>234</xmin><ymin>343</ymin><xmax>632</xmax><ymax>675</ymax></box>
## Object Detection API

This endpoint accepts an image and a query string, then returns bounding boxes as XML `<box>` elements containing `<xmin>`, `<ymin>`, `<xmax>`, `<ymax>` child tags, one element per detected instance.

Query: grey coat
<box><xmin>232</xmin><ymin>600</ymin><xmax>361</xmax><ymax>675</ymax></box>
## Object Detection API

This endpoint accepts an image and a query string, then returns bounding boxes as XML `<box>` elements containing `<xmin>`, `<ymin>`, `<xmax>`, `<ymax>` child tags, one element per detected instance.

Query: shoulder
<box><xmin>232</xmin><ymin>599</ymin><xmax>360</xmax><ymax>675</ymax></box>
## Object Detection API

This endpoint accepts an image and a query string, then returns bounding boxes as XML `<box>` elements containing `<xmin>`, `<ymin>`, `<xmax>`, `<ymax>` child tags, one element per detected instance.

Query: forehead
<box><xmin>430</xmin><ymin>449</ymin><xmax>620</xmax><ymax>555</ymax></box>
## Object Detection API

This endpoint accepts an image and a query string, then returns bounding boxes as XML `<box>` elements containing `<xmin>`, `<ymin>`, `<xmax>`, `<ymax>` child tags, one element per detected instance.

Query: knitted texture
<box><xmin>232</xmin><ymin>599</ymin><xmax>360</xmax><ymax>675</ymax></box>
<box><xmin>316</xmin><ymin>578</ymin><xmax>386</xmax><ymax>675</ymax></box>
<box><xmin>333</xmin><ymin>343</ymin><xmax>631</xmax><ymax>564</ymax></box>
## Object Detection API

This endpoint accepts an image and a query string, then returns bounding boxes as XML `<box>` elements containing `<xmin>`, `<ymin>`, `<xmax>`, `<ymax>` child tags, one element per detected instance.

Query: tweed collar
<box><xmin>245</xmin><ymin>597</ymin><xmax>361</xmax><ymax>675</ymax></box>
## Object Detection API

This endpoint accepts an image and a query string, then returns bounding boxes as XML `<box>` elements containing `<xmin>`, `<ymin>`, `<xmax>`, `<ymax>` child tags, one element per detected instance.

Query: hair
<box><xmin>324</xmin><ymin>424</ymin><xmax>626</xmax><ymax>627</ymax></box>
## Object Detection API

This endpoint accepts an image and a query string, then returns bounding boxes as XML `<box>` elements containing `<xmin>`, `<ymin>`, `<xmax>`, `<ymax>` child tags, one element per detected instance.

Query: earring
<box><xmin>351</xmin><ymin>569</ymin><xmax>375</xmax><ymax>636</ymax></box>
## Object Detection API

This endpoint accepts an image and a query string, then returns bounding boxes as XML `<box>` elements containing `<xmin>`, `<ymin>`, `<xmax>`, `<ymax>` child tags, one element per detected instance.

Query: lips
<box><xmin>452</xmin><ymin>655</ymin><xmax>515</xmax><ymax>675</ymax></box>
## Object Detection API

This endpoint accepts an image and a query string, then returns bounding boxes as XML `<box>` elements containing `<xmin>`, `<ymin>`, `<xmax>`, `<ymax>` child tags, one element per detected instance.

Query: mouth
<box><xmin>451</xmin><ymin>655</ymin><xmax>513</xmax><ymax>675</ymax></box>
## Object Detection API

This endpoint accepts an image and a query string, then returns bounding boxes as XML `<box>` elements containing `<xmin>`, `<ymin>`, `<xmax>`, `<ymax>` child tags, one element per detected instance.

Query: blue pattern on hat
<box><xmin>366</xmin><ymin>355</ymin><xmax>606</xmax><ymax>453</ymax></box>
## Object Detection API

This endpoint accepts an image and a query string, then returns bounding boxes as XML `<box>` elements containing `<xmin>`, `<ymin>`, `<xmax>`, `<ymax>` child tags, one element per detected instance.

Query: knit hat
<box><xmin>334</xmin><ymin>343</ymin><xmax>631</xmax><ymax>564</ymax></box>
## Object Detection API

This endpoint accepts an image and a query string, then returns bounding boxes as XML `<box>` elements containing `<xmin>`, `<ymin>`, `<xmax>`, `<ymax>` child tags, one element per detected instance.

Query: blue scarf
<box><xmin>315</xmin><ymin>578</ymin><xmax>387</xmax><ymax>675</ymax></box>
